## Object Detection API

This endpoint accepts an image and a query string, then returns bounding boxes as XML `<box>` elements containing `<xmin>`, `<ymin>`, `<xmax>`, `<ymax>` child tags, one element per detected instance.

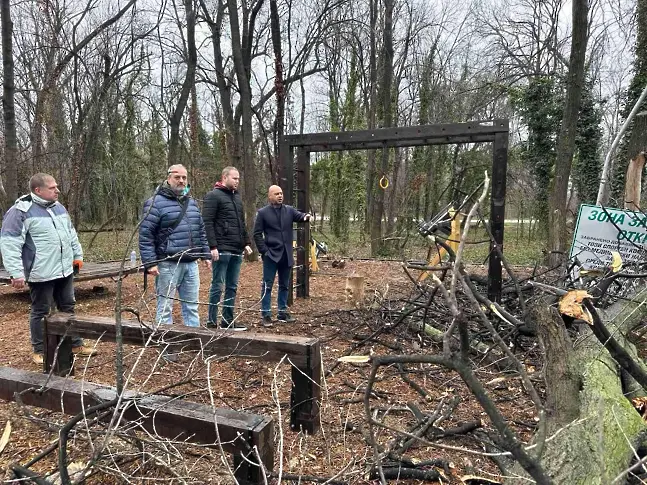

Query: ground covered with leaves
<box><xmin>0</xmin><ymin>259</ymin><xmax>541</xmax><ymax>484</ymax></box>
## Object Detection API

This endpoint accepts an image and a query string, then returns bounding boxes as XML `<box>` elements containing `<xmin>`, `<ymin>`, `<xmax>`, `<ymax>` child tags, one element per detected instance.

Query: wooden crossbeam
<box><xmin>0</xmin><ymin>262</ymin><xmax>140</xmax><ymax>284</ymax></box>
<box><xmin>45</xmin><ymin>313</ymin><xmax>321</xmax><ymax>433</ymax></box>
<box><xmin>0</xmin><ymin>366</ymin><xmax>273</xmax><ymax>484</ymax></box>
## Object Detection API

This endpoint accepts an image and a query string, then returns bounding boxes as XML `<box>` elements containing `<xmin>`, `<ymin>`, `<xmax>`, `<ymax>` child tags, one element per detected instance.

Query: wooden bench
<box><xmin>44</xmin><ymin>313</ymin><xmax>321</xmax><ymax>434</ymax></box>
<box><xmin>0</xmin><ymin>262</ymin><xmax>140</xmax><ymax>284</ymax></box>
<box><xmin>0</xmin><ymin>366</ymin><xmax>273</xmax><ymax>484</ymax></box>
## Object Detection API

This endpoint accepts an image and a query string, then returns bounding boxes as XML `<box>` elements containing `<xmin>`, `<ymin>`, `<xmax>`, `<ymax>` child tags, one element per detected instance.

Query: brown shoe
<box><xmin>32</xmin><ymin>353</ymin><xmax>44</xmax><ymax>365</ymax></box>
<box><xmin>72</xmin><ymin>346</ymin><xmax>98</xmax><ymax>357</ymax></box>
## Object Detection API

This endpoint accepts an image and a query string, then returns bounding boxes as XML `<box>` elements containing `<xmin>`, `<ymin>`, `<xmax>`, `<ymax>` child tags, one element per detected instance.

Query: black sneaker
<box><xmin>205</xmin><ymin>321</ymin><xmax>218</xmax><ymax>329</ymax></box>
<box><xmin>261</xmin><ymin>315</ymin><xmax>274</xmax><ymax>328</ymax></box>
<box><xmin>220</xmin><ymin>321</ymin><xmax>248</xmax><ymax>331</ymax></box>
<box><xmin>277</xmin><ymin>312</ymin><xmax>295</xmax><ymax>323</ymax></box>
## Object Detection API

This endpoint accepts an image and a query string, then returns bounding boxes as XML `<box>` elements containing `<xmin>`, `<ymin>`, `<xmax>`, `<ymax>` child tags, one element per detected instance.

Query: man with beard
<box><xmin>139</xmin><ymin>165</ymin><xmax>211</xmax><ymax>335</ymax></box>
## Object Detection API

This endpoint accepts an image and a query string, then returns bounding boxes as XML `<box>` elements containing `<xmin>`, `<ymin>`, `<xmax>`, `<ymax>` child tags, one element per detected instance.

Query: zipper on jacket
<box><xmin>230</xmin><ymin>192</ymin><xmax>244</xmax><ymax>246</ymax></box>
<box><xmin>48</xmin><ymin>208</ymin><xmax>66</xmax><ymax>278</ymax></box>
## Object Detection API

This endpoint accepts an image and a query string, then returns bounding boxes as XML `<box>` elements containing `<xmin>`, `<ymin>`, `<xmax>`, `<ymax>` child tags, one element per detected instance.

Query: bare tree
<box><xmin>30</xmin><ymin>0</ymin><xmax>137</xmax><ymax>171</ymax></box>
<box><xmin>368</xmin><ymin>0</ymin><xmax>394</xmax><ymax>256</ymax></box>
<box><xmin>1</xmin><ymin>0</ymin><xmax>18</xmax><ymax>206</ymax></box>
<box><xmin>169</xmin><ymin>0</ymin><xmax>197</xmax><ymax>165</ymax></box>
<box><xmin>547</xmin><ymin>0</ymin><xmax>589</xmax><ymax>266</ymax></box>
<box><xmin>269</xmin><ymin>0</ymin><xmax>285</xmax><ymax>184</ymax></box>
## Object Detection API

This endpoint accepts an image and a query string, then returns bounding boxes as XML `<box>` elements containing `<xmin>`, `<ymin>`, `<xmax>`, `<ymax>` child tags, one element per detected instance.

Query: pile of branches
<box><xmin>319</xmin><ymin>176</ymin><xmax>647</xmax><ymax>484</ymax></box>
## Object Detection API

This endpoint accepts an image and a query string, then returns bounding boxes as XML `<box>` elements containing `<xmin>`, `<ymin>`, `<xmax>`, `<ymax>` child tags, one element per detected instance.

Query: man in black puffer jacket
<box><xmin>203</xmin><ymin>166</ymin><xmax>252</xmax><ymax>331</ymax></box>
<box><xmin>139</xmin><ymin>165</ymin><xmax>211</xmax><ymax>331</ymax></box>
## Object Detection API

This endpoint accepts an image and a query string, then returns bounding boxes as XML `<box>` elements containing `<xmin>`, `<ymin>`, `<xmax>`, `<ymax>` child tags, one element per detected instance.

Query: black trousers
<box><xmin>28</xmin><ymin>274</ymin><xmax>83</xmax><ymax>353</ymax></box>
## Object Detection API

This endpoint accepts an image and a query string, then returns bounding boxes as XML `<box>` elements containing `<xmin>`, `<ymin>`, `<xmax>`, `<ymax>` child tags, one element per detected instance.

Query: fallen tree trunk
<box><xmin>508</xmin><ymin>290</ymin><xmax>647</xmax><ymax>484</ymax></box>
<box><xmin>413</xmin><ymin>321</ymin><xmax>518</xmax><ymax>370</ymax></box>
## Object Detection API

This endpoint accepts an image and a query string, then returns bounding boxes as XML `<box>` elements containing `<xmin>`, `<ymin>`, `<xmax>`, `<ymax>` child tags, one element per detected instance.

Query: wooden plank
<box><xmin>0</xmin><ymin>366</ymin><xmax>274</xmax><ymax>484</ymax></box>
<box><xmin>45</xmin><ymin>314</ymin><xmax>316</xmax><ymax>366</ymax></box>
<box><xmin>45</xmin><ymin>313</ymin><xmax>322</xmax><ymax>434</ymax></box>
<box><xmin>0</xmin><ymin>262</ymin><xmax>140</xmax><ymax>284</ymax></box>
<box><xmin>289</xmin><ymin>133</ymin><xmax>502</xmax><ymax>152</ymax></box>
<box><xmin>283</xmin><ymin>119</ymin><xmax>508</xmax><ymax>148</ymax></box>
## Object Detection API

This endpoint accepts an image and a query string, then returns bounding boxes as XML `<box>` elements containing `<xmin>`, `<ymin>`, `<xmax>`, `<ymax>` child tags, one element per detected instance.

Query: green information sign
<box><xmin>570</xmin><ymin>204</ymin><xmax>647</xmax><ymax>269</ymax></box>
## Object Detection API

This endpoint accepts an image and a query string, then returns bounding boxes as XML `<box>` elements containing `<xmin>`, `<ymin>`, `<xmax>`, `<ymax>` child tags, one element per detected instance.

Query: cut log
<box><xmin>507</xmin><ymin>290</ymin><xmax>647</xmax><ymax>484</ymax></box>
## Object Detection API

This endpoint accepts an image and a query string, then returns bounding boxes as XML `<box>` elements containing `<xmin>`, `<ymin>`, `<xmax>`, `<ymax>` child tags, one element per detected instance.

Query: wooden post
<box><xmin>234</xmin><ymin>421</ymin><xmax>275</xmax><ymax>484</ymax></box>
<box><xmin>290</xmin><ymin>340</ymin><xmax>321</xmax><ymax>434</ymax></box>
<box><xmin>43</xmin><ymin>317</ymin><xmax>74</xmax><ymax>376</ymax></box>
<box><xmin>295</xmin><ymin>148</ymin><xmax>310</xmax><ymax>298</ymax></box>
<box><xmin>488</xmin><ymin>130</ymin><xmax>508</xmax><ymax>302</ymax></box>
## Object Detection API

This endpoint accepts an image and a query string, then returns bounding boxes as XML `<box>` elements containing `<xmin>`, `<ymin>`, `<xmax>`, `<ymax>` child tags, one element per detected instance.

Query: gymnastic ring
<box><xmin>379</xmin><ymin>175</ymin><xmax>389</xmax><ymax>189</ymax></box>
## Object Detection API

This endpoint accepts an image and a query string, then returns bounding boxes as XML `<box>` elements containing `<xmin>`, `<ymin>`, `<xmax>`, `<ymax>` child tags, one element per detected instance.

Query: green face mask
<box><xmin>170</xmin><ymin>184</ymin><xmax>190</xmax><ymax>196</ymax></box>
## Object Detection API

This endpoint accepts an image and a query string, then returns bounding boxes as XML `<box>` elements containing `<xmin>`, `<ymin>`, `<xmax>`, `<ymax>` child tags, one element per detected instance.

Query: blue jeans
<box><xmin>28</xmin><ymin>274</ymin><xmax>84</xmax><ymax>353</ymax></box>
<box><xmin>261</xmin><ymin>251</ymin><xmax>291</xmax><ymax>317</ymax></box>
<box><xmin>208</xmin><ymin>253</ymin><xmax>243</xmax><ymax>325</ymax></box>
<box><xmin>155</xmin><ymin>260</ymin><xmax>200</xmax><ymax>327</ymax></box>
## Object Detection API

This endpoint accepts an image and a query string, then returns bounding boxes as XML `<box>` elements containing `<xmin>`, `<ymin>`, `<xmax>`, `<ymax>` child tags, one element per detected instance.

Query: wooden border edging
<box><xmin>0</xmin><ymin>262</ymin><xmax>140</xmax><ymax>284</ymax></box>
<box><xmin>44</xmin><ymin>313</ymin><xmax>321</xmax><ymax>433</ymax></box>
<box><xmin>0</xmin><ymin>366</ymin><xmax>273</xmax><ymax>484</ymax></box>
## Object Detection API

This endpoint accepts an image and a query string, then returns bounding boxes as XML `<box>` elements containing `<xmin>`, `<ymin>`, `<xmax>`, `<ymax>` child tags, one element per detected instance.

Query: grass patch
<box><xmin>78</xmin><ymin>229</ymin><xmax>140</xmax><ymax>262</ymax></box>
<box><xmin>78</xmin><ymin>221</ymin><xmax>546</xmax><ymax>267</ymax></box>
<box><xmin>311</xmin><ymin>220</ymin><xmax>546</xmax><ymax>265</ymax></box>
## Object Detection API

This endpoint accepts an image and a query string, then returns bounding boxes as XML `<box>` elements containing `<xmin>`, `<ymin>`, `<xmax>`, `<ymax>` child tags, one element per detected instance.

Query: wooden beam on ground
<box><xmin>0</xmin><ymin>262</ymin><xmax>140</xmax><ymax>284</ymax></box>
<box><xmin>46</xmin><ymin>314</ymin><xmax>317</xmax><ymax>365</ymax></box>
<box><xmin>45</xmin><ymin>313</ymin><xmax>321</xmax><ymax>433</ymax></box>
<box><xmin>0</xmin><ymin>366</ymin><xmax>273</xmax><ymax>484</ymax></box>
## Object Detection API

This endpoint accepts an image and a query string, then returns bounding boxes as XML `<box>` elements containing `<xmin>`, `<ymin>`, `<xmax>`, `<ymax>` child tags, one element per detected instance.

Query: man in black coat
<box><xmin>253</xmin><ymin>185</ymin><xmax>311</xmax><ymax>326</ymax></box>
<box><xmin>203</xmin><ymin>167</ymin><xmax>252</xmax><ymax>331</ymax></box>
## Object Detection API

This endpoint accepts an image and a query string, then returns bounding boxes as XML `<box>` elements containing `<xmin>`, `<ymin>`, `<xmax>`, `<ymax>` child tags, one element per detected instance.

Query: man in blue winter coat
<box><xmin>253</xmin><ymin>185</ymin><xmax>311</xmax><ymax>327</ymax></box>
<box><xmin>139</xmin><ymin>165</ymin><xmax>211</xmax><ymax>331</ymax></box>
<box><xmin>0</xmin><ymin>173</ymin><xmax>96</xmax><ymax>365</ymax></box>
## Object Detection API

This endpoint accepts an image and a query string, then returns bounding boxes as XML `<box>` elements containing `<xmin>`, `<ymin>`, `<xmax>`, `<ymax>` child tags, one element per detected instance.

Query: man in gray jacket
<box><xmin>0</xmin><ymin>173</ymin><xmax>96</xmax><ymax>365</ymax></box>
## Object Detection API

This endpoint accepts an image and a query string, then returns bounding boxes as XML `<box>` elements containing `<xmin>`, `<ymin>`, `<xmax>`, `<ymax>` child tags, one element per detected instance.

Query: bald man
<box><xmin>253</xmin><ymin>185</ymin><xmax>311</xmax><ymax>326</ymax></box>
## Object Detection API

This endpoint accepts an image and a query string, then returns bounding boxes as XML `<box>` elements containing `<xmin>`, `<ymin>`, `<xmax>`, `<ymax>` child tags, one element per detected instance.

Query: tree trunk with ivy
<box><xmin>572</xmin><ymin>79</ymin><xmax>603</xmax><ymax>205</ymax></box>
<box><xmin>508</xmin><ymin>294</ymin><xmax>647</xmax><ymax>484</ymax></box>
<box><xmin>611</xmin><ymin>0</ymin><xmax>647</xmax><ymax>204</ymax></box>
